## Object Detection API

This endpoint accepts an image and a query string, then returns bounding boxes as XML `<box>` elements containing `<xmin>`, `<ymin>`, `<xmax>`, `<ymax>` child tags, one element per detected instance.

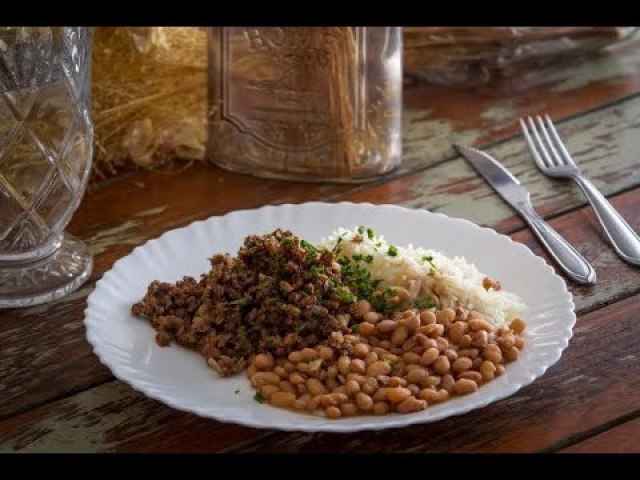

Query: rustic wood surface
<box><xmin>1</xmin><ymin>41</ymin><xmax>640</xmax><ymax>453</ymax></box>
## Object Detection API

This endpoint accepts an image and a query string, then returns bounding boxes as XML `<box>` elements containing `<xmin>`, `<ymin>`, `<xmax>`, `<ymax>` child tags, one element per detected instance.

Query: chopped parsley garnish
<box><xmin>335</xmin><ymin>286</ymin><xmax>357</xmax><ymax>304</ymax></box>
<box><xmin>332</xmin><ymin>234</ymin><xmax>346</xmax><ymax>255</ymax></box>
<box><xmin>235</xmin><ymin>389</ymin><xmax>240</xmax><ymax>394</ymax></box>
<box><xmin>352</xmin><ymin>253</ymin><xmax>374</xmax><ymax>264</ymax></box>
<box><xmin>254</xmin><ymin>391</ymin><xmax>265</xmax><ymax>403</ymax></box>
<box><xmin>414</xmin><ymin>297</ymin><xmax>436</xmax><ymax>310</ymax></box>
<box><xmin>300</xmin><ymin>240</ymin><xmax>318</xmax><ymax>260</ymax></box>
<box><xmin>389</xmin><ymin>361</ymin><xmax>402</xmax><ymax>376</ymax></box>
<box><xmin>357</xmin><ymin>225</ymin><xmax>365</xmax><ymax>235</ymax></box>
<box><xmin>338</xmin><ymin>256</ymin><xmax>381</xmax><ymax>299</ymax></box>
<box><xmin>282</xmin><ymin>237</ymin><xmax>295</xmax><ymax>247</ymax></box>
<box><xmin>351</xmin><ymin>323</ymin><xmax>360</xmax><ymax>333</ymax></box>
<box><xmin>367</xmin><ymin>228</ymin><xmax>374</xmax><ymax>240</ymax></box>
<box><xmin>422</xmin><ymin>255</ymin><xmax>436</xmax><ymax>275</ymax></box>
<box><xmin>370</xmin><ymin>288</ymin><xmax>400</xmax><ymax>314</ymax></box>
<box><xmin>387</xmin><ymin>245</ymin><xmax>398</xmax><ymax>257</ymax></box>
<box><xmin>304</xmin><ymin>265</ymin><xmax>324</xmax><ymax>279</ymax></box>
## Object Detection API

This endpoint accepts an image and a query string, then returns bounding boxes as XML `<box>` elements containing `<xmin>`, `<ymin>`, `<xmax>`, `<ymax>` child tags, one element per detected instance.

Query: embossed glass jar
<box><xmin>0</xmin><ymin>27</ymin><xmax>93</xmax><ymax>307</ymax></box>
<box><xmin>207</xmin><ymin>27</ymin><xmax>402</xmax><ymax>183</ymax></box>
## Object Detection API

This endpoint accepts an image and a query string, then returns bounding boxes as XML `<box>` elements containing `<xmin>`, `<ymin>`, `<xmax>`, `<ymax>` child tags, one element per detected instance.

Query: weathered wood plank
<box><xmin>560</xmin><ymin>417</ymin><xmax>640</xmax><ymax>453</ymax></box>
<box><xmin>2</xmin><ymin>189</ymin><xmax>639</xmax><ymax>452</ymax></box>
<box><xmin>352</xmin><ymin>94</ymin><xmax>640</xmax><ymax>236</ymax></box>
<box><xmin>2</xmin><ymin>96</ymin><xmax>640</xmax><ymax>419</ymax></box>
<box><xmin>0</xmin><ymin>382</ymin><xmax>263</xmax><ymax>453</ymax></box>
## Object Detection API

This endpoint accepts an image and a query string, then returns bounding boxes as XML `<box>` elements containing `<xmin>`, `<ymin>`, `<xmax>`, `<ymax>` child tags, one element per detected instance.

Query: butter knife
<box><xmin>456</xmin><ymin>144</ymin><xmax>596</xmax><ymax>285</ymax></box>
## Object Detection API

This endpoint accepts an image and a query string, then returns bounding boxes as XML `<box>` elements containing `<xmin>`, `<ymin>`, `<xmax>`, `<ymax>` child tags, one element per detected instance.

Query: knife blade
<box><xmin>455</xmin><ymin>144</ymin><xmax>596</xmax><ymax>285</ymax></box>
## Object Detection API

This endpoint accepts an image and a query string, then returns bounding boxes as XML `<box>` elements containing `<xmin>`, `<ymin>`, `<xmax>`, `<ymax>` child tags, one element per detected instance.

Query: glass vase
<box><xmin>0</xmin><ymin>27</ymin><xmax>93</xmax><ymax>308</ymax></box>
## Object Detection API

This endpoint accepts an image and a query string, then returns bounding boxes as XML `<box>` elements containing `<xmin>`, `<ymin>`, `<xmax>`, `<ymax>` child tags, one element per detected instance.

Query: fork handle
<box><xmin>518</xmin><ymin>204</ymin><xmax>597</xmax><ymax>285</ymax></box>
<box><xmin>573</xmin><ymin>177</ymin><xmax>640</xmax><ymax>266</ymax></box>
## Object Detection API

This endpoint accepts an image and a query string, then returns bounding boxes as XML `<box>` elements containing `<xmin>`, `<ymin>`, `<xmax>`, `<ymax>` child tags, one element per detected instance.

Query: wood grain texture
<box><xmin>1</xmin><ymin>188</ymin><xmax>639</xmax><ymax>452</ymax></box>
<box><xmin>560</xmin><ymin>417</ymin><xmax>640</xmax><ymax>453</ymax></box>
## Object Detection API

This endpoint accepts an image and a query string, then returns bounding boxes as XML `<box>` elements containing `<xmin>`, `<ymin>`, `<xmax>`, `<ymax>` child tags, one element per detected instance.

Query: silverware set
<box><xmin>456</xmin><ymin>114</ymin><xmax>640</xmax><ymax>285</ymax></box>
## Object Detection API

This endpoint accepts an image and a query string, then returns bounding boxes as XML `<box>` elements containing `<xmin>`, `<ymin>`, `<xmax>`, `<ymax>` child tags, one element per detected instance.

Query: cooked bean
<box><xmin>288</xmin><ymin>351</ymin><xmax>303</xmax><ymax>364</ymax></box>
<box><xmin>354</xmin><ymin>300</ymin><xmax>372</xmax><ymax>319</ymax></box>
<box><xmin>510</xmin><ymin>318</ymin><xmax>527</xmax><ymax>334</ymax></box>
<box><xmin>418</xmin><ymin>388</ymin><xmax>440</xmax><ymax>403</ymax></box>
<box><xmin>452</xmin><ymin>357</ymin><xmax>472</xmax><ymax>373</ymax></box>
<box><xmin>472</xmin><ymin>357</ymin><xmax>483</xmax><ymax>370</ymax></box>
<box><xmin>337</xmin><ymin>356</ymin><xmax>351</xmax><ymax>375</ymax></box>
<box><xmin>455</xmin><ymin>306</ymin><xmax>468</xmax><ymax>321</ymax></box>
<box><xmin>350</xmin><ymin>359</ymin><xmax>367</xmax><ymax>374</ymax></box>
<box><xmin>436</xmin><ymin>337</ymin><xmax>450</xmax><ymax>352</ymax></box>
<box><xmin>472</xmin><ymin>330</ymin><xmax>488</xmax><ymax>348</ymax></box>
<box><xmin>373</xmin><ymin>402</ymin><xmax>390</xmax><ymax>415</ymax></box>
<box><xmin>317</xmin><ymin>346</ymin><xmax>334</xmax><ymax>361</ymax></box>
<box><xmin>459</xmin><ymin>371</ymin><xmax>483</xmax><ymax>383</ymax></box>
<box><xmin>346</xmin><ymin>373</ymin><xmax>365</xmax><ymax>384</ymax></box>
<box><xmin>373</xmin><ymin>387</ymin><xmax>391</xmax><ymax>401</ymax></box>
<box><xmin>496</xmin><ymin>364</ymin><xmax>506</xmax><ymax>376</ymax></box>
<box><xmin>332</xmin><ymin>385</ymin><xmax>347</xmax><ymax>395</ymax></box>
<box><xmin>406</xmin><ymin>367</ymin><xmax>429</xmax><ymax>385</ymax></box>
<box><xmin>483</xmin><ymin>344</ymin><xmax>503</xmax><ymax>364</ymax></box>
<box><xmin>436</xmin><ymin>389</ymin><xmax>450</xmax><ymax>402</ymax></box>
<box><xmin>497</xmin><ymin>333</ymin><xmax>516</xmax><ymax>350</ymax></box>
<box><xmin>515</xmin><ymin>336</ymin><xmax>525</xmax><ymax>350</ymax></box>
<box><xmin>292</xmin><ymin>395</ymin><xmax>310</xmax><ymax>410</ymax></box>
<box><xmin>480</xmin><ymin>360</ymin><xmax>496</xmax><ymax>381</ymax></box>
<box><xmin>388</xmin><ymin>376</ymin><xmax>408</xmax><ymax>388</ymax></box>
<box><xmin>345</xmin><ymin>380</ymin><xmax>361</xmax><ymax>395</ymax></box>
<box><xmin>420</xmin><ymin>348</ymin><xmax>440</xmax><ymax>366</ymax></box>
<box><xmin>407</xmin><ymin>384</ymin><xmax>421</xmax><ymax>396</ymax></box>
<box><xmin>420</xmin><ymin>310</ymin><xmax>437</xmax><ymax>325</ymax></box>
<box><xmin>416</xmin><ymin>335</ymin><xmax>438</xmax><ymax>350</ymax></box>
<box><xmin>296</xmin><ymin>384</ymin><xmax>308</xmax><ymax>395</ymax></box>
<box><xmin>378</xmin><ymin>340</ymin><xmax>392</xmax><ymax>350</ymax></box>
<box><xmin>273</xmin><ymin>366</ymin><xmax>288</xmax><ymax>378</ymax></box>
<box><xmin>376</xmin><ymin>320</ymin><xmax>397</xmax><ymax>334</ymax></box>
<box><xmin>457</xmin><ymin>348</ymin><xmax>479</xmax><ymax>359</ymax></box>
<box><xmin>449</xmin><ymin>321</ymin><xmax>468</xmax><ymax>344</ymax></box>
<box><xmin>403</xmin><ymin>352</ymin><xmax>421</xmax><ymax>365</ymax></box>
<box><xmin>362</xmin><ymin>377</ymin><xmax>378</xmax><ymax>395</ymax></box>
<box><xmin>297</xmin><ymin>363</ymin><xmax>311</xmax><ymax>374</ymax></box>
<box><xmin>365</xmin><ymin>351</ymin><xmax>379</xmax><ymax>365</ymax></box>
<box><xmin>454</xmin><ymin>378</ymin><xmax>478</xmax><ymax>395</ymax></box>
<box><xmin>327</xmin><ymin>365</ymin><xmax>338</xmax><ymax>379</ymax></box>
<box><xmin>340</xmin><ymin>402</ymin><xmax>358</xmax><ymax>416</ymax></box>
<box><xmin>401</xmin><ymin>314</ymin><xmax>421</xmax><ymax>333</ymax></box>
<box><xmin>504</xmin><ymin>346</ymin><xmax>519</xmax><ymax>362</ymax></box>
<box><xmin>279</xmin><ymin>381</ymin><xmax>296</xmax><ymax>394</ymax></box>
<box><xmin>441</xmin><ymin>374</ymin><xmax>455</xmax><ymax>393</ymax></box>
<box><xmin>459</xmin><ymin>334</ymin><xmax>473</xmax><ymax>348</ymax></box>
<box><xmin>436</xmin><ymin>308</ymin><xmax>456</xmax><ymax>327</ymax></box>
<box><xmin>259</xmin><ymin>385</ymin><xmax>280</xmax><ymax>400</ymax></box>
<box><xmin>247</xmin><ymin>364</ymin><xmax>256</xmax><ymax>379</ymax></box>
<box><xmin>424</xmin><ymin>375</ymin><xmax>441</xmax><ymax>387</ymax></box>
<box><xmin>252</xmin><ymin>372</ymin><xmax>281</xmax><ymax>386</ymax></box>
<box><xmin>381</xmin><ymin>353</ymin><xmax>399</xmax><ymax>363</ymax></box>
<box><xmin>444</xmin><ymin>349</ymin><xmax>458</xmax><ymax>362</ymax></box>
<box><xmin>433</xmin><ymin>356</ymin><xmax>451</xmax><ymax>375</ymax></box>
<box><xmin>420</xmin><ymin>323</ymin><xmax>445</xmax><ymax>339</ymax></box>
<box><xmin>397</xmin><ymin>396</ymin><xmax>427</xmax><ymax>413</ymax></box>
<box><xmin>332</xmin><ymin>393</ymin><xmax>349</xmax><ymax>404</ymax></box>
<box><xmin>320</xmin><ymin>394</ymin><xmax>338</xmax><ymax>407</ymax></box>
<box><xmin>355</xmin><ymin>392</ymin><xmax>374</xmax><ymax>411</ymax></box>
<box><xmin>367</xmin><ymin>360</ymin><xmax>392</xmax><ymax>377</ymax></box>
<box><xmin>377</xmin><ymin>375</ymin><xmax>390</xmax><ymax>386</ymax></box>
<box><xmin>468</xmin><ymin>317</ymin><xmax>496</xmax><ymax>332</ymax></box>
<box><xmin>387</xmin><ymin>387</ymin><xmax>412</xmax><ymax>403</ymax></box>
<box><xmin>326</xmin><ymin>378</ymin><xmax>339</xmax><ymax>390</ymax></box>
<box><xmin>344</xmin><ymin>334</ymin><xmax>360</xmax><ymax>344</ymax></box>
<box><xmin>271</xmin><ymin>391</ymin><xmax>296</xmax><ymax>407</ymax></box>
<box><xmin>289</xmin><ymin>372</ymin><xmax>306</xmax><ymax>385</ymax></box>
<box><xmin>306</xmin><ymin>378</ymin><xmax>327</xmax><ymax>396</ymax></box>
<box><xmin>350</xmin><ymin>343</ymin><xmax>368</xmax><ymax>359</ymax></box>
<box><xmin>325</xmin><ymin>406</ymin><xmax>342</xmax><ymax>418</ymax></box>
<box><xmin>368</xmin><ymin>336</ymin><xmax>380</xmax><ymax>347</ymax></box>
<box><xmin>356</xmin><ymin>322</ymin><xmax>376</xmax><ymax>337</ymax></box>
<box><xmin>364</xmin><ymin>311</ymin><xmax>383</xmax><ymax>324</ymax></box>
<box><xmin>390</xmin><ymin>324</ymin><xmax>408</xmax><ymax>346</ymax></box>
<box><xmin>306</xmin><ymin>395</ymin><xmax>322</xmax><ymax>411</ymax></box>
<box><xmin>254</xmin><ymin>353</ymin><xmax>274</xmax><ymax>370</ymax></box>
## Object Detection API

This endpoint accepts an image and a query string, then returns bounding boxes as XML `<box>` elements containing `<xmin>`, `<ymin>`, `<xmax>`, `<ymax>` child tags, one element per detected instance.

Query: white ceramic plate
<box><xmin>84</xmin><ymin>202</ymin><xmax>575</xmax><ymax>432</ymax></box>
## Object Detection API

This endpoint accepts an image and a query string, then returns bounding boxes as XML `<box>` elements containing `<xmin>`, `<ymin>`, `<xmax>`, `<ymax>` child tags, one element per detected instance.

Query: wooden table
<box><xmin>2</xmin><ymin>41</ymin><xmax>640</xmax><ymax>454</ymax></box>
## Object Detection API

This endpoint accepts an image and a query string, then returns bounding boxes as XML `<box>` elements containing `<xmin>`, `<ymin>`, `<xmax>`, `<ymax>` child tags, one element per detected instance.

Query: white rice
<box><xmin>320</xmin><ymin>226</ymin><xmax>525</xmax><ymax>326</ymax></box>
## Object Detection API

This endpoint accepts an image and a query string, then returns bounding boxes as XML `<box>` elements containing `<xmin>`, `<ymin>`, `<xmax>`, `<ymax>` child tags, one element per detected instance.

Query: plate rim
<box><xmin>84</xmin><ymin>201</ymin><xmax>576</xmax><ymax>433</ymax></box>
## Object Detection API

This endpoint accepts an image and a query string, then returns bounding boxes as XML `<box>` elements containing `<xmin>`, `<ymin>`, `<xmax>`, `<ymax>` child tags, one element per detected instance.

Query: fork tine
<box><xmin>544</xmin><ymin>114</ymin><xmax>577</xmax><ymax>168</ymax></box>
<box><xmin>526</xmin><ymin>116</ymin><xmax>555</xmax><ymax>169</ymax></box>
<box><xmin>536</xmin><ymin>115</ymin><xmax>565</xmax><ymax>166</ymax></box>
<box><xmin>519</xmin><ymin>118</ymin><xmax>548</xmax><ymax>171</ymax></box>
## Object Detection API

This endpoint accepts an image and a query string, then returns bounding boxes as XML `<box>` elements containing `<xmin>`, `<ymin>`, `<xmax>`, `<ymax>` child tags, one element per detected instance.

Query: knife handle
<box><xmin>518</xmin><ymin>204</ymin><xmax>597</xmax><ymax>285</ymax></box>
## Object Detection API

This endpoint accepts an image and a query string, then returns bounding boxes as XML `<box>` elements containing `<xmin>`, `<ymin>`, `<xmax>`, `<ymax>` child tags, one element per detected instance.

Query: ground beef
<box><xmin>132</xmin><ymin>229</ymin><xmax>355</xmax><ymax>376</ymax></box>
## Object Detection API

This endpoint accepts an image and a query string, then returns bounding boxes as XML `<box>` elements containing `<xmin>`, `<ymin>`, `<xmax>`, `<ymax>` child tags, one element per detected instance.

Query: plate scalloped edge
<box><xmin>84</xmin><ymin>201</ymin><xmax>576</xmax><ymax>433</ymax></box>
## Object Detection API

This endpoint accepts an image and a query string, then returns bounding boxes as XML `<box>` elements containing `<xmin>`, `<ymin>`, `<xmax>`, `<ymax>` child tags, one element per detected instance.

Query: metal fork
<box><xmin>520</xmin><ymin>115</ymin><xmax>640</xmax><ymax>266</ymax></box>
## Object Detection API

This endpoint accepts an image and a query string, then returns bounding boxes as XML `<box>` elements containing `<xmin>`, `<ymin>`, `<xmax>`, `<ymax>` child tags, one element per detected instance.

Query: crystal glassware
<box><xmin>0</xmin><ymin>27</ymin><xmax>93</xmax><ymax>308</ymax></box>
